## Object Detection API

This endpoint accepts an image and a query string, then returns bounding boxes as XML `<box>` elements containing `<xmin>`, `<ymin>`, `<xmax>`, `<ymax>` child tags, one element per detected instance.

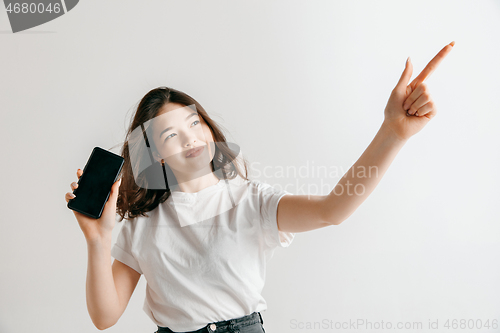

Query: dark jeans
<box><xmin>156</xmin><ymin>311</ymin><xmax>266</xmax><ymax>333</ymax></box>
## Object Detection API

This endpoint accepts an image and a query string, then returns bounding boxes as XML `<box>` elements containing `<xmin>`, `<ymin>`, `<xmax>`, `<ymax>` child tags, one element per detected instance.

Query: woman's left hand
<box><xmin>383</xmin><ymin>41</ymin><xmax>455</xmax><ymax>141</ymax></box>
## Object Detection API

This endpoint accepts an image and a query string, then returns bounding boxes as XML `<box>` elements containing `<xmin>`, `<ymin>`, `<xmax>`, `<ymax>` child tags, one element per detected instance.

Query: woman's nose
<box><xmin>181</xmin><ymin>132</ymin><xmax>197</xmax><ymax>146</ymax></box>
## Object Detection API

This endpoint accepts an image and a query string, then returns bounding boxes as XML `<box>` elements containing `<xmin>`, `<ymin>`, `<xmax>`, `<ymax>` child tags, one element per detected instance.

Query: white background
<box><xmin>1</xmin><ymin>1</ymin><xmax>499</xmax><ymax>332</ymax></box>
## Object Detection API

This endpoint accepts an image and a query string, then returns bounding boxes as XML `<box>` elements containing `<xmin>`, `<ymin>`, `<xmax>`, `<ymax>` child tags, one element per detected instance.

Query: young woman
<box><xmin>65</xmin><ymin>42</ymin><xmax>454</xmax><ymax>333</ymax></box>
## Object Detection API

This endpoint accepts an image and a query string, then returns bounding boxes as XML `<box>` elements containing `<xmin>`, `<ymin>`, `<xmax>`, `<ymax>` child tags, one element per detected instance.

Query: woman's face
<box><xmin>151</xmin><ymin>103</ymin><xmax>216</xmax><ymax>179</ymax></box>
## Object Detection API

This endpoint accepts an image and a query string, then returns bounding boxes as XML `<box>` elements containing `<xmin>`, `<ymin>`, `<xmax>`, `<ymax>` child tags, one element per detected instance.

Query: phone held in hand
<box><xmin>67</xmin><ymin>147</ymin><xmax>124</xmax><ymax>219</ymax></box>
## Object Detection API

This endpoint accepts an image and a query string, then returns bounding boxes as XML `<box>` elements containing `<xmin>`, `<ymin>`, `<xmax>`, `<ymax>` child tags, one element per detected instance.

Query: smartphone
<box><xmin>67</xmin><ymin>147</ymin><xmax>124</xmax><ymax>219</ymax></box>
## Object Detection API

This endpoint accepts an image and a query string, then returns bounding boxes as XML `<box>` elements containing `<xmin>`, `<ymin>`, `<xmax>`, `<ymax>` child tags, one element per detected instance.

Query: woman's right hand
<box><xmin>65</xmin><ymin>168</ymin><xmax>122</xmax><ymax>241</ymax></box>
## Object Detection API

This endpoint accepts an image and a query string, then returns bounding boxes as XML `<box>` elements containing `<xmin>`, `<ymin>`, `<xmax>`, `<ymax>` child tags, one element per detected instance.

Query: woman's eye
<box><xmin>164</xmin><ymin>120</ymin><xmax>200</xmax><ymax>142</ymax></box>
<box><xmin>165</xmin><ymin>133</ymin><xmax>175</xmax><ymax>141</ymax></box>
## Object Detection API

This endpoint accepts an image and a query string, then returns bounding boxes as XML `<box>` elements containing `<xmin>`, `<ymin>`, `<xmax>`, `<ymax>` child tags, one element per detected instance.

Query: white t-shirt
<box><xmin>111</xmin><ymin>175</ymin><xmax>296</xmax><ymax>332</ymax></box>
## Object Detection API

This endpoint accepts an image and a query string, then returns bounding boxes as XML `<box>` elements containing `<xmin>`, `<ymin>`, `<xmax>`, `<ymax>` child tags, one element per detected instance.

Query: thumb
<box><xmin>110</xmin><ymin>178</ymin><xmax>122</xmax><ymax>203</ymax></box>
<box><xmin>395</xmin><ymin>57</ymin><xmax>413</xmax><ymax>93</ymax></box>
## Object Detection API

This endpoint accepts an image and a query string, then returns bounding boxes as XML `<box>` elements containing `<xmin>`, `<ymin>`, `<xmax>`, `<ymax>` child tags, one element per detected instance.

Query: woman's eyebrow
<box><xmin>159</xmin><ymin>112</ymin><xmax>199</xmax><ymax>139</ymax></box>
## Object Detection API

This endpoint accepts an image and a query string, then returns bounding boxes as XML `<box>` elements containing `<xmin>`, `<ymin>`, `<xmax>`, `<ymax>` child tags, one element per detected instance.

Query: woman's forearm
<box><xmin>324</xmin><ymin>122</ymin><xmax>408</xmax><ymax>225</ymax></box>
<box><xmin>86</xmin><ymin>235</ymin><xmax>122</xmax><ymax>330</ymax></box>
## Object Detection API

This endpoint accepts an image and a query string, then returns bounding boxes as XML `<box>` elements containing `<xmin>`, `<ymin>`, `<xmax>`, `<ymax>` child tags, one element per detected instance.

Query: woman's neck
<box><xmin>172</xmin><ymin>172</ymin><xmax>220</xmax><ymax>193</ymax></box>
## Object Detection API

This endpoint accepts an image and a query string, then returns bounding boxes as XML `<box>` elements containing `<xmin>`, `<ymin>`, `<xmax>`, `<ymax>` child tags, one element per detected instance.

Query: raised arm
<box><xmin>277</xmin><ymin>42</ymin><xmax>454</xmax><ymax>232</ymax></box>
<box><xmin>277</xmin><ymin>124</ymin><xmax>405</xmax><ymax>232</ymax></box>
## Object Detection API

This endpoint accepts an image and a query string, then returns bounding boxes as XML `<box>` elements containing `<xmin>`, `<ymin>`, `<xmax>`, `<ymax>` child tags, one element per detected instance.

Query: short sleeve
<box><xmin>255</xmin><ymin>181</ymin><xmax>296</xmax><ymax>248</ymax></box>
<box><xmin>111</xmin><ymin>220</ymin><xmax>143</xmax><ymax>275</ymax></box>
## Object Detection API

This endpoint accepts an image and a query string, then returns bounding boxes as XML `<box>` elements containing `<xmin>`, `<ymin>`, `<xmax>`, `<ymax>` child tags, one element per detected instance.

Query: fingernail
<box><xmin>118</xmin><ymin>178</ymin><xmax>122</xmax><ymax>186</ymax></box>
<box><xmin>69</xmin><ymin>193</ymin><xmax>76</xmax><ymax>198</ymax></box>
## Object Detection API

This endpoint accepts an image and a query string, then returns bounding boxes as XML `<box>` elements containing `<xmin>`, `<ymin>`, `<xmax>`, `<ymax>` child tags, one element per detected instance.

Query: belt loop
<box><xmin>258</xmin><ymin>312</ymin><xmax>264</xmax><ymax>324</ymax></box>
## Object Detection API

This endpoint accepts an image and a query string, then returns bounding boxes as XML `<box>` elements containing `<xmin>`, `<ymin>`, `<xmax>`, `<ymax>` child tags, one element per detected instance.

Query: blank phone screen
<box><xmin>68</xmin><ymin>147</ymin><xmax>124</xmax><ymax>219</ymax></box>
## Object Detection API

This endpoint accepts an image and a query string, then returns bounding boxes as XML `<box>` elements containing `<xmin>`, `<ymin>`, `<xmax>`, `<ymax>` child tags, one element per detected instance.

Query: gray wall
<box><xmin>1</xmin><ymin>0</ymin><xmax>499</xmax><ymax>332</ymax></box>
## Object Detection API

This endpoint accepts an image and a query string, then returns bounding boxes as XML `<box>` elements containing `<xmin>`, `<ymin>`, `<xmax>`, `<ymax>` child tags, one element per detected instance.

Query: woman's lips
<box><xmin>185</xmin><ymin>146</ymin><xmax>204</xmax><ymax>158</ymax></box>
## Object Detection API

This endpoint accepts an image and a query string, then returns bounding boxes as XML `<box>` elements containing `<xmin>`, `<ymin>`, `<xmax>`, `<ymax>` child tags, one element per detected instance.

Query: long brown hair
<box><xmin>116</xmin><ymin>87</ymin><xmax>250</xmax><ymax>222</ymax></box>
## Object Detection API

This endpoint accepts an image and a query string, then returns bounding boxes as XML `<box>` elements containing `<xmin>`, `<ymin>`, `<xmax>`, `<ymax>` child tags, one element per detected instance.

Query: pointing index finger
<box><xmin>410</xmin><ymin>41</ymin><xmax>455</xmax><ymax>90</ymax></box>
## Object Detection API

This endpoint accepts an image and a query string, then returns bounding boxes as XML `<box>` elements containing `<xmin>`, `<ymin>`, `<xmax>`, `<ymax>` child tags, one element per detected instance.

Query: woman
<box><xmin>65</xmin><ymin>41</ymin><xmax>454</xmax><ymax>332</ymax></box>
